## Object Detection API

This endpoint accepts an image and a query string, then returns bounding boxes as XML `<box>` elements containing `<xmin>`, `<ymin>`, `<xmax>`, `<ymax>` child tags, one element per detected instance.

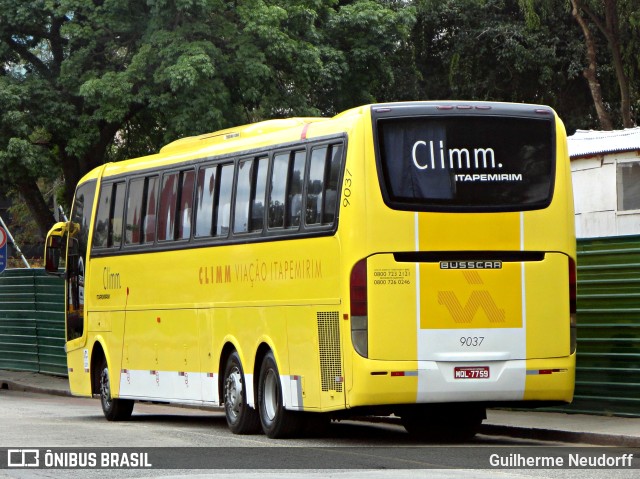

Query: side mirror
<box><xmin>44</xmin><ymin>222</ymin><xmax>68</xmax><ymax>277</ymax></box>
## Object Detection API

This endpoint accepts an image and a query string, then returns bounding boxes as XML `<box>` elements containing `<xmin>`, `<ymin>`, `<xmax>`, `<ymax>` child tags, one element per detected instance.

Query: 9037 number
<box><xmin>460</xmin><ymin>336</ymin><xmax>484</xmax><ymax>347</ymax></box>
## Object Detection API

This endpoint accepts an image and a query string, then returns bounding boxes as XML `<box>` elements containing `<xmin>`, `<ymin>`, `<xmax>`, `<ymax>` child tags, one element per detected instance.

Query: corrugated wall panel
<box><xmin>0</xmin><ymin>269</ymin><xmax>66</xmax><ymax>376</ymax></box>
<box><xmin>565</xmin><ymin>235</ymin><xmax>640</xmax><ymax>417</ymax></box>
<box><xmin>0</xmin><ymin>270</ymin><xmax>39</xmax><ymax>372</ymax></box>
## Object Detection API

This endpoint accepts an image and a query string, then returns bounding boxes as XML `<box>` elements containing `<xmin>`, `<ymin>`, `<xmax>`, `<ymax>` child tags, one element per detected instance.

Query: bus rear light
<box><xmin>569</xmin><ymin>257</ymin><xmax>577</xmax><ymax>354</ymax></box>
<box><xmin>350</xmin><ymin>259</ymin><xmax>368</xmax><ymax>317</ymax></box>
<box><xmin>350</xmin><ymin>259</ymin><xmax>368</xmax><ymax>358</ymax></box>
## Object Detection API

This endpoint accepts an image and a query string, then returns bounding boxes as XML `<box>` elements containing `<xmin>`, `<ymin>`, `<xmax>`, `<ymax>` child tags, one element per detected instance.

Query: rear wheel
<box><xmin>401</xmin><ymin>405</ymin><xmax>485</xmax><ymax>442</ymax></box>
<box><xmin>99</xmin><ymin>357</ymin><xmax>133</xmax><ymax>421</ymax></box>
<box><xmin>258</xmin><ymin>351</ymin><xmax>304</xmax><ymax>438</ymax></box>
<box><xmin>223</xmin><ymin>351</ymin><xmax>260</xmax><ymax>434</ymax></box>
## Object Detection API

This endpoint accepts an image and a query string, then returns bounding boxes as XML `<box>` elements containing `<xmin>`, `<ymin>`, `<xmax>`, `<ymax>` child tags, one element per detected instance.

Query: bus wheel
<box><xmin>258</xmin><ymin>351</ymin><xmax>304</xmax><ymax>438</ymax></box>
<box><xmin>223</xmin><ymin>352</ymin><xmax>260</xmax><ymax>434</ymax></box>
<box><xmin>401</xmin><ymin>405</ymin><xmax>484</xmax><ymax>442</ymax></box>
<box><xmin>99</xmin><ymin>357</ymin><xmax>133</xmax><ymax>421</ymax></box>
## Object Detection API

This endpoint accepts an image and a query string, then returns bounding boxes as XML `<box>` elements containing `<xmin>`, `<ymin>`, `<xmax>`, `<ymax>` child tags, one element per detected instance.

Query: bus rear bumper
<box><xmin>346</xmin><ymin>354</ymin><xmax>575</xmax><ymax>408</ymax></box>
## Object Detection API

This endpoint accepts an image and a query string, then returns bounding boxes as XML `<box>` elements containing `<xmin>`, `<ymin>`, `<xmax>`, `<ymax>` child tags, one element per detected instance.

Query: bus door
<box><xmin>65</xmin><ymin>182</ymin><xmax>96</xmax><ymax>344</ymax></box>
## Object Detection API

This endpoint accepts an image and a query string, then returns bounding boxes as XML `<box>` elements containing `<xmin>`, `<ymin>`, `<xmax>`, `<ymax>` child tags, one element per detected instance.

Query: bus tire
<box><xmin>257</xmin><ymin>351</ymin><xmax>304</xmax><ymax>438</ymax></box>
<box><xmin>223</xmin><ymin>351</ymin><xmax>260</xmax><ymax>434</ymax></box>
<box><xmin>99</xmin><ymin>357</ymin><xmax>134</xmax><ymax>421</ymax></box>
<box><xmin>401</xmin><ymin>405</ymin><xmax>484</xmax><ymax>442</ymax></box>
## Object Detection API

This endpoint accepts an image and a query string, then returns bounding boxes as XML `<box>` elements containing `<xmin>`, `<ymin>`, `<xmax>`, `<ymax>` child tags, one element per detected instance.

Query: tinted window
<box><xmin>158</xmin><ymin>173</ymin><xmax>178</xmax><ymax>241</ymax></box>
<box><xmin>251</xmin><ymin>157</ymin><xmax>268</xmax><ymax>231</ymax></box>
<box><xmin>144</xmin><ymin>176</ymin><xmax>159</xmax><ymax>243</ymax></box>
<box><xmin>93</xmin><ymin>184</ymin><xmax>112</xmax><ymax>248</ymax></box>
<box><xmin>195</xmin><ymin>166</ymin><xmax>216</xmax><ymax>237</ymax></box>
<box><xmin>234</xmin><ymin>159</ymin><xmax>252</xmax><ymax>233</ymax></box>
<box><xmin>288</xmin><ymin>151</ymin><xmax>306</xmax><ymax>228</ymax></box>
<box><xmin>217</xmin><ymin>164</ymin><xmax>234</xmax><ymax>236</ymax></box>
<box><xmin>94</xmin><ymin>182</ymin><xmax>125</xmax><ymax>248</ymax></box>
<box><xmin>67</xmin><ymin>181</ymin><xmax>96</xmax><ymax>341</ymax></box>
<box><xmin>376</xmin><ymin>116</ymin><xmax>554</xmax><ymax>211</ymax></box>
<box><xmin>111</xmin><ymin>183</ymin><xmax>125</xmax><ymax>247</ymax></box>
<box><xmin>323</xmin><ymin>144</ymin><xmax>342</xmax><ymax>224</ymax></box>
<box><xmin>269</xmin><ymin>153</ymin><xmax>289</xmax><ymax>228</ymax></box>
<box><xmin>178</xmin><ymin>170</ymin><xmax>195</xmax><ymax>240</ymax></box>
<box><xmin>125</xmin><ymin>178</ymin><xmax>145</xmax><ymax>245</ymax></box>
<box><xmin>306</xmin><ymin>147</ymin><xmax>328</xmax><ymax>225</ymax></box>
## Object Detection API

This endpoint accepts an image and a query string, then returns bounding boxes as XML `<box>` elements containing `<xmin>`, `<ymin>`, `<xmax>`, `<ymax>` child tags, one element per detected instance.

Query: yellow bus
<box><xmin>45</xmin><ymin>101</ymin><xmax>576</xmax><ymax>439</ymax></box>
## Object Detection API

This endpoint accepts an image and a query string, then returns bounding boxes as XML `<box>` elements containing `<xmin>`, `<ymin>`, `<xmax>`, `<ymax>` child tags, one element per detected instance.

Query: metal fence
<box><xmin>0</xmin><ymin>269</ymin><xmax>66</xmax><ymax>376</ymax></box>
<box><xmin>563</xmin><ymin>235</ymin><xmax>640</xmax><ymax>417</ymax></box>
<box><xmin>0</xmin><ymin>235</ymin><xmax>639</xmax><ymax>415</ymax></box>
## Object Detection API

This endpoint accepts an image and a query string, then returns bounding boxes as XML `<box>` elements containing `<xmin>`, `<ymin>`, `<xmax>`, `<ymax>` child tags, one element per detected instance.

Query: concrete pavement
<box><xmin>1</xmin><ymin>369</ymin><xmax>639</xmax><ymax>447</ymax></box>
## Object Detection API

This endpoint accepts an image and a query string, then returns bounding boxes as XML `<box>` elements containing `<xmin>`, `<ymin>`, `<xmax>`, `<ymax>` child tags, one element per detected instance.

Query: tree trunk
<box><xmin>603</xmin><ymin>0</ymin><xmax>633</xmax><ymax>128</ymax></box>
<box><xmin>571</xmin><ymin>0</ymin><xmax>614</xmax><ymax>130</ymax></box>
<box><xmin>16</xmin><ymin>179</ymin><xmax>57</xmax><ymax>239</ymax></box>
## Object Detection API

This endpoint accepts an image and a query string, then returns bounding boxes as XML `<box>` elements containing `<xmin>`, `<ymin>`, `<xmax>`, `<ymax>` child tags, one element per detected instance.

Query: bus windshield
<box><xmin>375</xmin><ymin>113</ymin><xmax>555</xmax><ymax>211</ymax></box>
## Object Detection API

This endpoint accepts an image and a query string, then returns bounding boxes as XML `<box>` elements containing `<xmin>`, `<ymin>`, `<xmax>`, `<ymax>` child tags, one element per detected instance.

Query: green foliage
<box><xmin>412</xmin><ymin>0</ymin><xmax>594</xmax><ymax>131</ymax></box>
<box><xmin>0</xmin><ymin>0</ymin><xmax>637</xmax><ymax>242</ymax></box>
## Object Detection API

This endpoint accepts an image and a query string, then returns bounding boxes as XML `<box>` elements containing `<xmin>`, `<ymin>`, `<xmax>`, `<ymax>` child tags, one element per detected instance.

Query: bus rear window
<box><xmin>375</xmin><ymin>116</ymin><xmax>555</xmax><ymax>211</ymax></box>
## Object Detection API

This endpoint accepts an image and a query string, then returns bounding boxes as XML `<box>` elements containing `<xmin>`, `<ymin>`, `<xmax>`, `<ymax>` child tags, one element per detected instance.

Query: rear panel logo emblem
<box><xmin>440</xmin><ymin>261</ymin><xmax>502</xmax><ymax>270</ymax></box>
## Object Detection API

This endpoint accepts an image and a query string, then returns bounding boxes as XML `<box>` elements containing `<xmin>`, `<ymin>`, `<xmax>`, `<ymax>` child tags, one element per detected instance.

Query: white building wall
<box><xmin>571</xmin><ymin>151</ymin><xmax>640</xmax><ymax>238</ymax></box>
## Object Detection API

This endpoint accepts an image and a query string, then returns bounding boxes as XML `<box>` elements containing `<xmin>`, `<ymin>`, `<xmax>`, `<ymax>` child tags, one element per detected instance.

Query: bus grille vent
<box><xmin>317</xmin><ymin>311</ymin><xmax>342</xmax><ymax>393</ymax></box>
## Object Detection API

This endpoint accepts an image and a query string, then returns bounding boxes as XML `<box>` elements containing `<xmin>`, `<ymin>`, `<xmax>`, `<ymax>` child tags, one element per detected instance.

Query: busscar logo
<box><xmin>440</xmin><ymin>261</ymin><xmax>502</xmax><ymax>270</ymax></box>
<box><xmin>8</xmin><ymin>449</ymin><xmax>39</xmax><ymax>467</ymax></box>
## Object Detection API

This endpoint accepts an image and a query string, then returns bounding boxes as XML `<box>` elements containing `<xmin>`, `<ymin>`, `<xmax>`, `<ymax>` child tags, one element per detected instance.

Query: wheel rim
<box><xmin>263</xmin><ymin>369</ymin><xmax>278</xmax><ymax>421</ymax></box>
<box><xmin>100</xmin><ymin>367</ymin><xmax>111</xmax><ymax>409</ymax></box>
<box><xmin>224</xmin><ymin>366</ymin><xmax>243</xmax><ymax>422</ymax></box>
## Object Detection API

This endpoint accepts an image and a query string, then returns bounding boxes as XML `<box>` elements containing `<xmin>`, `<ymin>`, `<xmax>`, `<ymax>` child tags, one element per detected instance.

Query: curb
<box><xmin>343</xmin><ymin>416</ymin><xmax>640</xmax><ymax>448</ymax></box>
<box><xmin>480</xmin><ymin>424</ymin><xmax>640</xmax><ymax>448</ymax></box>
<box><xmin>0</xmin><ymin>379</ymin><xmax>71</xmax><ymax>399</ymax></box>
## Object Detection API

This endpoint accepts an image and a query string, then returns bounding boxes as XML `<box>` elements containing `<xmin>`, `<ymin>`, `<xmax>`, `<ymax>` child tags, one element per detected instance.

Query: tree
<box><xmin>0</xmin><ymin>0</ymin><xmax>415</xmax><ymax>240</ymax></box>
<box><xmin>410</xmin><ymin>0</ymin><xmax>592</xmax><ymax>131</ymax></box>
<box><xmin>570</xmin><ymin>0</ymin><xmax>637</xmax><ymax>129</ymax></box>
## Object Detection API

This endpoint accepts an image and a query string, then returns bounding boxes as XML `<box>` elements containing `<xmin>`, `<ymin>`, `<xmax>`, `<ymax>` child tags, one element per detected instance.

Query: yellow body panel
<box><xmin>56</xmin><ymin>102</ymin><xmax>575</xmax><ymax>417</ymax></box>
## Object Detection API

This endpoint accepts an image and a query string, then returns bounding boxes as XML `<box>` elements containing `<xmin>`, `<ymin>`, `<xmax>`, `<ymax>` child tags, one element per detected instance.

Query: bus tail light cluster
<box><xmin>569</xmin><ymin>257</ymin><xmax>577</xmax><ymax>354</ymax></box>
<box><xmin>350</xmin><ymin>259</ymin><xmax>368</xmax><ymax>358</ymax></box>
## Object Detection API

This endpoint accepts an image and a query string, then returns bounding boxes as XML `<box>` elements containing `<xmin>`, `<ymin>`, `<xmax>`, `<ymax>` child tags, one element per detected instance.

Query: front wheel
<box><xmin>99</xmin><ymin>357</ymin><xmax>133</xmax><ymax>421</ymax></box>
<box><xmin>258</xmin><ymin>351</ymin><xmax>304</xmax><ymax>438</ymax></box>
<box><xmin>222</xmin><ymin>351</ymin><xmax>260</xmax><ymax>434</ymax></box>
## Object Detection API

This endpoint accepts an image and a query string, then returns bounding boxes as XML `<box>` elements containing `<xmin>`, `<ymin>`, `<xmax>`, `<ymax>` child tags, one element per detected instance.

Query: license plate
<box><xmin>454</xmin><ymin>366</ymin><xmax>490</xmax><ymax>379</ymax></box>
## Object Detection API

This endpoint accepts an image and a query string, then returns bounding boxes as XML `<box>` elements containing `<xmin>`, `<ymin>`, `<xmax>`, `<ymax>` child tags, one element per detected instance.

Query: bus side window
<box><xmin>250</xmin><ymin>157</ymin><xmax>268</xmax><ymax>232</ymax></box>
<box><xmin>306</xmin><ymin>146</ymin><xmax>328</xmax><ymax>225</ymax></box>
<box><xmin>158</xmin><ymin>172</ymin><xmax>178</xmax><ymax>241</ymax></box>
<box><xmin>287</xmin><ymin>151</ymin><xmax>306</xmax><ymax>228</ymax></box>
<box><xmin>195</xmin><ymin>166</ymin><xmax>217</xmax><ymax>238</ymax></box>
<box><xmin>125</xmin><ymin>178</ymin><xmax>145</xmax><ymax>245</ymax></box>
<box><xmin>234</xmin><ymin>159</ymin><xmax>252</xmax><ymax>234</ymax></box>
<box><xmin>110</xmin><ymin>182</ymin><xmax>126</xmax><ymax>248</ymax></box>
<box><xmin>268</xmin><ymin>153</ymin><xmax>289</xmax><ymax>229</ymax></box>
<box><xmin>178</xmin><ymin>169</ymin><xmax>195</xmax><ymax>240</ymax></box>
<box><xmin>216</xmin><ymin>164</ymin><xmax>234</xmax><ymax>237</ymax></box>
<box><xmin>93</xmin><ymin>184</ymin><xmax>113</xmax><ymax>248</ymax></box>
<box><xmin>143</xmin><ymin>176</ymin><xmax>159</xmax><ymax>244</ymax></box>
<box><xmin>323</xmin><ymin>144</ymin><xmax>343</xmax><ymax>224</ymax></box>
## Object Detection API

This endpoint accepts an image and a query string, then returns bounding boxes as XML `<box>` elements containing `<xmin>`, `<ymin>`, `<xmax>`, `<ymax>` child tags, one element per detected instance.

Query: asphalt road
<box><xmin>0</xmin><ymin>389</ymin><xmax>637</xmax><ymax>479</ymax></box>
